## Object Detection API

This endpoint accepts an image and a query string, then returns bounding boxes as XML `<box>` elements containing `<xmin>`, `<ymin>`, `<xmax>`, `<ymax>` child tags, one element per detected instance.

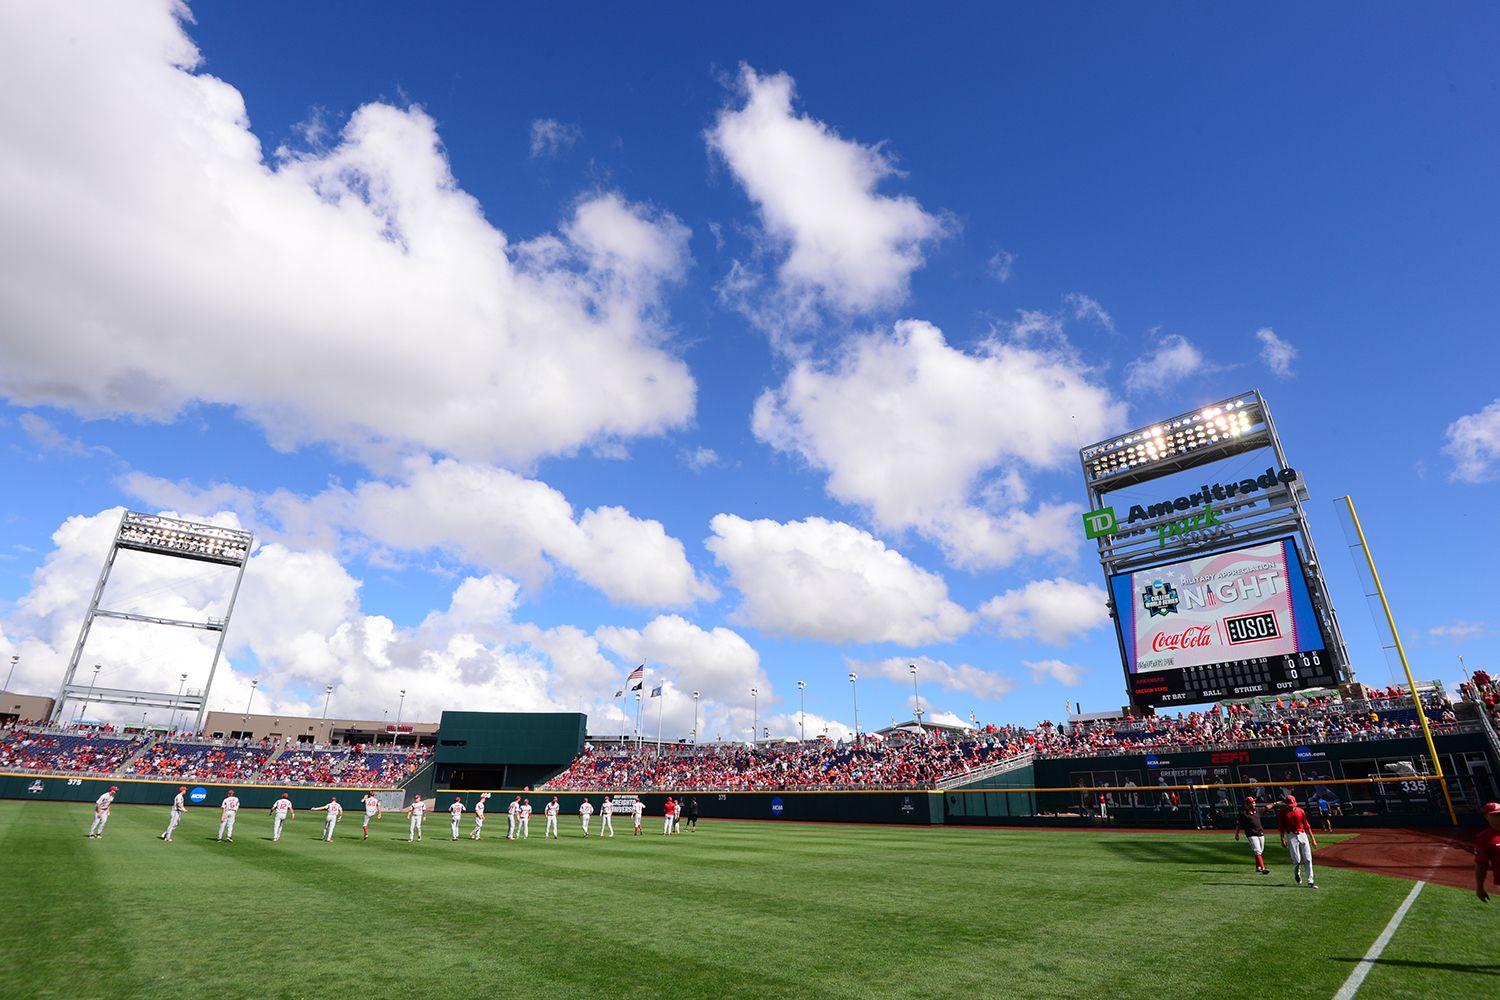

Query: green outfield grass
<box><xmin>0</xmin><ymin>800</ymin><xmax>1488</xmax><ymax>1000</ymax></box>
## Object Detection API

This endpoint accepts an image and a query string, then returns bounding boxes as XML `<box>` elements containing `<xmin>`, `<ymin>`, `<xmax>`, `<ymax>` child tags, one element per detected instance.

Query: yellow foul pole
<box><xmin>1341</xmin><ymin>495</ymin><xmax>1457</xmax><ymax>825</ymax></box>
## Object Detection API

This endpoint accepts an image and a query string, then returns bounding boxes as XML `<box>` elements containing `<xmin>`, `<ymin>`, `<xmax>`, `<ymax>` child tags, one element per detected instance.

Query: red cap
<box><xmin>1244</xmin><ymin>796</ymin><xmax>1256</xmax><ymax>806</ymax></box>
<box><xmin>1284</xmin><ymin>794</ymin><xmax>1297</xmax><ymax>806</ymax></box>
<box><xmin>1483</xmin><ymin>802</ymin><xmax>1500</xmax><ymax>816</ymax></box>
<box><xmin>108</xmin><ymin>785</ymin><xmax>118</xmax><ymax>791</ymax></box>
<box><xmin>179</xmin><ymin>786</ymin><xmax>187</xmax><ymax>792</ymax></box>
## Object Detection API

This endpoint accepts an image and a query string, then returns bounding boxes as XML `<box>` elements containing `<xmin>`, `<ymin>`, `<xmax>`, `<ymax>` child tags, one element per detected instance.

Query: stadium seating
<box><xmin>0</xmin><ymin>727</ymin><xmax>143</xmax><ymax>775</ymax></box>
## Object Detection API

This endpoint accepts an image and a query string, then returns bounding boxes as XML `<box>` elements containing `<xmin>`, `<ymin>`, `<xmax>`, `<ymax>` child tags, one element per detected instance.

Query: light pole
<box><xmin>243</xmin><ymin>678</ymin><xmax>258</xmax><ymax>719</ymax></box>
<box><xmin>634</xmin><ymin>691</ymin><xmax>642</xmax><ymax>750</ymax></box>
<box><xmin>750</xmin><ymin>686</ymin><xmax>758</xmax><ymax>747</ymax></box>
<box><xmin>797</xmin><ymin>680</ymin><xmax>806</xmax><ymax>742</ymax></box>
<box><xmin>140</xmin><ymin>710</ymin><xmax>147</xmax><ymax>734</ymax></box>
<box><xmin>655</xmin><ymin>685</ymin><xmax>664</xmax><ymax>755</ymax></box>
<box><xmin>321</xmin><ymin>684</ymin><xmax>333</xmax><ymax>721</ymax></box>
<box><xmin>692</xmin><ymin>690</ymin><xmax>700</xmax><ymax>745</ymax></box>
<box><xmin>170</xmin><ymin>672</ymin><xmax>187</xmax><ymax>733</ymax></box>
<box><xmin>848</xmin><ymin>671</ymin><xmax>859</xmax><ymax>738</ymax></box>
<box><xmin>78</xmin><ymin>663</ymin><xmax>102</xmax><ymax>723</ymax></box>
<box><xmin>2</xmin><ymin>654</ymin><xmax>17</xmax><ymax>696</ymax></box>
<box><xmin>909</xmin><ymin>662</ymin><xmax>924</xmax><ymax>730</ymax></box>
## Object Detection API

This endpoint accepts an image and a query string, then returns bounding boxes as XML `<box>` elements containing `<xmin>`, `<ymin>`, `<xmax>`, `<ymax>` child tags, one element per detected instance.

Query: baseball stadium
<box><xmin>4</xmin><ymin>4</ymin><xmax>1500</xmax><ymax>999</ymax></box>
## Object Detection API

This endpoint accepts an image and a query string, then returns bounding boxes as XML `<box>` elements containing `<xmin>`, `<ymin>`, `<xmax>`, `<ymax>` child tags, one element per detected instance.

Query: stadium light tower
<box><xmin>3</xmin><ymin>654</ymin><xmax>17</xmax><ymax>697</ymax></box>
<box><xmin>169</xmin><ymin>673</ymin><xmax>187</xmax><ymax>732</ymax></box>
<box><xmin>692</xmin><ymin>690</ymin><xmax>700</xmax><ymax>745</ymax></box>
<box><xmin>909</xmin><ymin>663</ymin><xmax>924</xmax><ymax>730</ymax></box>
<box><xmin>396</xmin><ymin>689</ymin><xmax>406</xmax><ymax>743</ymax></box>
<box><xmin>797</xmin><ymin>680</ymin><xmax>806</xmax><ymax>741</ymax></box>
<box><xmin>50</xmin><ymin>511</ymin><xmax>252</xmax><ymax>730</ymax></box>
<box><xmin>848</xmin><ymin>672</ymin><xmax>859</xmax><ymax>737</ymax></box>
<box><xmin>750</xmin><ymin>686</ymin><xmax>758</xmax><ymax>747</ymax></box>
<box><xmin>243</xmin><ymin>678</ymin><xmax>258</xmax><ymax>720</ymax></box>
<box><xmin>321</xmin><ymin>684</ymin><xmax>333</xmax><ymax>721</ymax></box>
<box><xmin>77</xmin><ymin>663</ymin><xmax>101</xmax><ymax>721</ymax></box>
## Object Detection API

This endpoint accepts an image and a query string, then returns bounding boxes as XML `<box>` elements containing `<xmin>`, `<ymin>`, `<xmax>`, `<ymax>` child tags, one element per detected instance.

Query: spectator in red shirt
<box><xmin>1475</xmin><ymin>802</ymin><xmax>1500</xmax><ymax>903</ymax></box>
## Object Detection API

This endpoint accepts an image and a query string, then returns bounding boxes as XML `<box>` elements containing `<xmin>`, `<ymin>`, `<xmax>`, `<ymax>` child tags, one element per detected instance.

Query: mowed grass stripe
<box><xmin>0</xmin><ymin>803</ymin><xmax>1477</xmax><ymax>1000</ymax></box>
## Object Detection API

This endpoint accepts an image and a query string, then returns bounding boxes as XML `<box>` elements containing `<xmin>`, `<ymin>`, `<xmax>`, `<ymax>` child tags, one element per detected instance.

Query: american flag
<box><xmin>627</xmin><ymin>665</ymin><xmax>644</xmax><ymax>682</ymax></box>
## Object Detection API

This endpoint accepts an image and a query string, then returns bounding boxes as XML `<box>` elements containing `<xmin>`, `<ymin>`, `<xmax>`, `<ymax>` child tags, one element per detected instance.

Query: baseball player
<box><xmin>1233</xmin><ymin>796</ymin><xmax>1270</xmax><ymax>875</ymax></box>
<box><xmin>449</xmin><ymin>797</ymin><xmax>466</xmax><ymax>841</ymax></box>
<box><xmin>270</xmin><ymin>793</ymin><xmax>296</xmax><ymax>842</ymax></box>
<box><xmin>519</xmin><ymin>798</ymin><xmax>532</xmax><ymax>839</ymax></box>
<box><xmin>87</xmin><ymin>786</ymin><xmax>118</xmax><ymax>839</ymax></box>
<box><xmin>160</xmin><ymin>786</ymin><xmax>188</xmax><ymax>842</ymax></box>
<box><xmin>579</xmin><ymin>797</ymin><xmax>594</xmax><ymax>836</ymax></box>
<box><xmin>311</xmin><ymin>797</ymin><xmax>343</xmax><ymax>842</ymax></box>
<box><xmin>1278</xmin><ymin>794</ymin><xmax>1319</xmax><ymax>888</ymax></box>
<box><xmin>544</xmin><ymin>797</ymin><xmax>560</xmax><ymax>838</ymax></box>
<box><xmin>507</xmin><ymin>796</ymin><xmax>521</xmax><ymax>840</ymax></box>
<box><xmin>217</xmin><ymin>789</ymin><xmax>240</xmax><ymax>842</ymax></box>
<box><xmin>662</xmin><ymin>797</ymin><xmax>676</xmax><ymax>835</ymax></box>
<box><xmin>405</xmin><ymin>795</ymin><xmax>428</xmax><ymax>842</ymax></box>
<box><xmin>470</xmin><ymin>792</ymin><xmax>490</xmax><ymax>840</ymax></box>
<box><xmin>361</xmin><ymin>791</ymin><xmax>382</xmax><ymax>840</ymax></box>
<box><xmin>1475</xmin><ymin>801</ymin><xmax>1500</xmax><ymax>902</ymax></box>
<box><xmin>600</xmin><ymin>796</ymin><xmax>615</xmax><ymax>837</ymax></box>
<box><xmin>632</xmin><ymin>797</ymin><xmax>645</xmax><ymax>835</ymax></box>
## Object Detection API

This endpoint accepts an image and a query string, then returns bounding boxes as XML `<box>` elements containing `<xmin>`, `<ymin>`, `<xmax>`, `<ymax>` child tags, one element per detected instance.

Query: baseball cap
<box><xmin>1284</xmin><ymin>794</ymin><xmax>1297</xmax><ymax>805</ymax></box>
<box><xmin>1244</xmin><ymin>796</ymin><xmax>1256</xmax><ymax>806</ymax></box>
<box><xmin>108</xmin><ymin>785</ymin><xmax>118</xmax><ymax>791</ymax></box>
<box><xmin>1483</xmin><ymin>802</ymin><xmax>1500</xmax><ymax>816</ymax></box>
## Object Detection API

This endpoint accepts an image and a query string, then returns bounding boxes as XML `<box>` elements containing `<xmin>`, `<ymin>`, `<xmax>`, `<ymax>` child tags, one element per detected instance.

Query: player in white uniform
<box><xmin>470</xmin><ymin>792</ymin><xmax>490</xmax><ymax>840</ymax></box>
<box><xmin>217</xmin><ymin>790</ymin><xmax>241</xmax><ymax>842</ymax></box>
<box><xmin>449</xmin><ymin>797</ymin><xmax>466</xmax><ymax>841</ymax></box>
<box><xmin>600</xmin><ymin>796</ymin><xmax>615</xmax><ymax>837</ymax></box>
<box><xmin>519</xmin><ymin>798</ymin><xmax>532</xmax><ymax>839</ymax></box>
<box><xmin>405</xmin><ymin>794</ymin><xmax>427</xmax><ymax>842</ymax></box>
<box><xmin>160</xmin><ymin>786</ymin><xmax>188</xmax><ymax>842</ymax></box>
<box><xmin>579</xmin><ymin>797</ymin><xmax>594</xmax><ymax>836</ymax></box>
<box><xmin>361</xmin><ymin>792</ymin><xmax>382</xmax><ymax>840</ymax></box>
<box><xmin>87</xmin><ymin>786</ymin><xmax>118</xmax><ymax>838</ymax></box>
<box><xmin>544</xmin><ymin>797</ymin><xmax>560</xmax><ymax>838</ymax></box>
<box><xmin>311</xmin><ymin>797</ymin><xmax>343</xmax><ymax>842</ymax></box>
<box><xmin>632</xmin><ymin>798</ymin><xmax>645</xmax><ymax>835</ymax></box>
<box><xmin>507</xmin><ymin>796</ymin><xmax>521</xmax><ymax>840</ymax></box>
<box><xmin>270</xmin><ymin>794</ymin><xmax>296</xmax><ymax>842</ymax></box>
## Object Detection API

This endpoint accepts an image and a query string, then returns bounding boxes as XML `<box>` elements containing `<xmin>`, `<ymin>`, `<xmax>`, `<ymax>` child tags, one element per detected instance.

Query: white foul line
<box><xmin>1332</xmin><ymin>880</ymin><xmax>1425</xmax><ymax>1000</ymax></box>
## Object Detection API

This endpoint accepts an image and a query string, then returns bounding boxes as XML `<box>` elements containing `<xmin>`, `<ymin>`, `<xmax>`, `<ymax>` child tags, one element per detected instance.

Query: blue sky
<box><xmin>1</xmin><ymin>1</ymin><xmax>1497</xmax><ymax>738</ymax></box>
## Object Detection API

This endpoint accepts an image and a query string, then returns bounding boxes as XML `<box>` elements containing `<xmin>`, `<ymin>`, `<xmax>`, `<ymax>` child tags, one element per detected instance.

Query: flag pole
<box><xmin>656</xmin><ymin>687</ymin><xmax>664</xmax><ymax>757</ymax></box>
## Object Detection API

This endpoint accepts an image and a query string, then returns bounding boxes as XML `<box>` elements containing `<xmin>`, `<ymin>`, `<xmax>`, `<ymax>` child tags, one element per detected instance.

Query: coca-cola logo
<box><xmin>1151</xmin><ymin>625</ymin><xmax>1213</xmax><ymax>652</ymax></box>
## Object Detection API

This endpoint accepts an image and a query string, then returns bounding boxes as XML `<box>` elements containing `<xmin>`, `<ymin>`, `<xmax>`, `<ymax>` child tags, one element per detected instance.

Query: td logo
<box><xmin>1082</xmin><ymin>507</ymin><xmax>1118</xmax><ymax>539</ymax></box>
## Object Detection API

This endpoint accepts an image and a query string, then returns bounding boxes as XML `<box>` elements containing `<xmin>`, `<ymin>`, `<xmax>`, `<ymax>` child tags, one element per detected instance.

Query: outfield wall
<box><xmin>437</xmin><ymin>788</ymin><xmax>944</xmax><ymax>825</ymax></box>
<box><xmin>0</xmin><ymin>772</ymin><xmax>395</xmax><ymax>811</ymax></box>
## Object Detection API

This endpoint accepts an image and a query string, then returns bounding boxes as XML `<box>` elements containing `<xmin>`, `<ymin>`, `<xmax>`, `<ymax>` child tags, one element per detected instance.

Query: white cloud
<box><xmin>979</xmin><ymin>578</ymin><xmax>1108</xmax><ymax>645</ymax></box>
<box><xmin>679</xmin><ymin>446</ymin><xmax>721</xmax><ymax>471</ymax></box>
<box><xmin>705</xmin><ymin>514</ymin><xmax>973</xmax><ymax>645</ymax></box>
<box><xmin>1124</xmin><ymin>333</ymin><xmax>1206</xmax><ymax>394</ymax></box>
<box><xmin>1255</xmin><ymin>327</ymin><xmax>1298</xmax><ymax>378</ymax></box>
<box><xmin>752</xmin><ymin>319</ymin><xmax>1124</xmax><ymax>567</ymax></box>
<box><xmin>17</xmin><ymin>413</ymin><xmax>94</xmax><ymax>457</ymax></box>
<box><xmin>529</xmin><ymin>118</ymin><xmax>580</xmax><ymax>158</ymax></box>
<box><xmin>1427</xmin><ymin>620</ymin><xmax>1491</xmax><ymax>643</ymax></box>
<box><xmin>123</xmin><ymin>456</ymin><xmax>717</xmax><ymax>608</ymax></box>
<box><xmin>707</xmin><ymin>65</ymin><xmax>946</xmax><ymax>329</ymax></box>
<box><xmin>0</xmin><ymin>1</ymin><xmax>695</xmax><ymax>466</ymax></box>
<box><xmin>1444</xmin><ymin>398</ymin><xmax>1500</xmax><ymax>484</ymax></box>
<box><xmin>859</xmin><ymin>655</ymin><xmax>1018</xmax><ymax>702</ymax></box>
<box><xmin>1064</xmin><ymin>293</ymin><xmax>1115</xmax><ymax>333</ymax></box>
<box><xmin>1026</xmin><ymin>659</ymin><xmax>1086</xmax><ymax>686</ymax></box>
<box><xmin>987</xmin><ymin>249</ymin><xmax>1016</xmax><ymax>283</ymax></box>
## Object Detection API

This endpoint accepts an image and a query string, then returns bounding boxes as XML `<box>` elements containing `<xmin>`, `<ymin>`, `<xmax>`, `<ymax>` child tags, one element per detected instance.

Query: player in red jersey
<box><xmin>1474</xmin><ymin>801</ymin><xmax>1500</xmax><ymax>903</ymax></box>
<box><xmin>1278</xmin><ymin>794</ymin><xmax>1319</xmax><ymax>889</ymax></box>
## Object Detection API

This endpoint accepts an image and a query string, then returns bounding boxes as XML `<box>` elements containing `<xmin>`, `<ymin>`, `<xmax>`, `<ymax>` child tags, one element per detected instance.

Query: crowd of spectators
<box><xmin>0</xmin><ymin>723</ymin><xmax>431</xmax><ymax>787</ymax></box>
<box><xmin>545</xmin><ymin>690</ymin><xmax>1470</xmax><ymax>792</ymax></box>
<box><xmin>1460</xmin><ymin>669</ymin><xmax>1500</xmax><ymax>731</ymax></box>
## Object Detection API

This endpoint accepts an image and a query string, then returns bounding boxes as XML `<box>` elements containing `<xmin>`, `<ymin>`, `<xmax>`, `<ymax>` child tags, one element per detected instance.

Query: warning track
<box><xmin>1315</xmin><ymin>827</ymin><xmax>1475</xmax><ymax>890</ymax></box>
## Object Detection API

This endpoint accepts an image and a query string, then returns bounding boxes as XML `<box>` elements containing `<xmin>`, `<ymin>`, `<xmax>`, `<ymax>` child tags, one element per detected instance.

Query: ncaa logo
<box><xmin>1144</xmin><ymin>755</ymin><xmax>1160</xmax><ymax>769</ymax></box>
<box><xmin>1082</xmin><ymin>507</ymin><xmax>1118</xmax><ymax>540</ymax></box>
<box><xmin>1294</xmin><ymin>746</ymin><xmax>1312</xmax><ymax>761</ymax></box>
<box><xmin>190</xmin><ymin>787</ymin><xmax>208</xmax><ymax>803</ymax></box>
<box><xmin>770</xmin><ymin>796</ymin><xmax>784</xmax><ymax>816</ymax></box>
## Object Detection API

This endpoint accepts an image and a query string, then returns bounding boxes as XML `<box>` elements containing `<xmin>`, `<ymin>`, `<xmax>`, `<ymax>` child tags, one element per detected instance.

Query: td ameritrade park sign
<box><xmin>1082</xmin><ymin>467</ymin><xmax>1299</xmax><ymax>546</ymax></box>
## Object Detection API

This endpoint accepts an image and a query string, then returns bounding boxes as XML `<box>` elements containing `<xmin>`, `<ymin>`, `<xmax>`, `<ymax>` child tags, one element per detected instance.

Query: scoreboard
<box><xmin>1108</xmin><ymin>538</ymin><xmax>1335</xmax><ymax>707</ymax></box>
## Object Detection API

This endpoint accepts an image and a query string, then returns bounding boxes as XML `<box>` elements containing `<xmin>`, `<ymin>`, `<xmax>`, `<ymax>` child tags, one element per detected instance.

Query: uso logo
<box><xmin>770</xmin><ymin>796</ymin><xmax>784</xmax><ymax>816</ymax></box>
<box><xmin>189</xmin><ymin>787</ymin><xmax>208</xmax><ymax>803</ymax></box>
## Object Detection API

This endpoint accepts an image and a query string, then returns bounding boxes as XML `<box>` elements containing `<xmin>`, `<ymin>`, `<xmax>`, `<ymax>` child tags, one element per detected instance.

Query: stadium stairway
<box><xmin>114</xmin><ymin>738</ymin><xmax>161</xmax><ymax>775</ymax></box>
<box><xmin>935</xmin><ymin>752</ymin><xmax>1035</xmax><ymax>790</ymax></box>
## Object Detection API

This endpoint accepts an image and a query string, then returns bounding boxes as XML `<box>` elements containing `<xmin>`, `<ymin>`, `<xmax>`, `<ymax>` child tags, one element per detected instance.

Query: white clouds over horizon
<box><xmin>979</xmin><ymin>578</ymin><xmax>1109</xmax><ymax>646</ymax></box>
<box><xmin>1445</xmin><ymin>398</ymin><xmax>1500</xmax><ymax>483</ymax></box>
